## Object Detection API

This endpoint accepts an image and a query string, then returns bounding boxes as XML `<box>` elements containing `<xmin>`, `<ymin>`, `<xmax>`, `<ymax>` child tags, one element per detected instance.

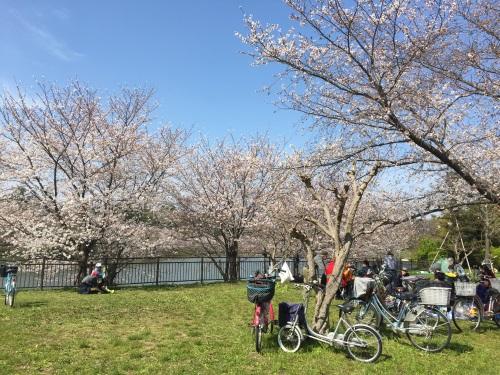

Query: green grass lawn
<box><xmin>1</xmin><ymin>283</ymin><xmax>499</xmax><ymax>375</ymax></box>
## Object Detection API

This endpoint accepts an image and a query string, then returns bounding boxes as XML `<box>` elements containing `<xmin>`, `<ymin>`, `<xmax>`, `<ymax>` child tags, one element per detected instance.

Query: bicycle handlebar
<box><xmin>294</xmin><ymin>281</ymin><xmax>323</xmax><ymax>291</ymax></box>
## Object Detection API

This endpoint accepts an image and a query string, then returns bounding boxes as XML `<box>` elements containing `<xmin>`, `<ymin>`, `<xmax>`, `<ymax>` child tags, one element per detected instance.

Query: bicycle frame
<box><xmin>4</xmin><ymin>272</ymin><xmax>16</xmax><ymax>295</ymax></box>
<box><xmin>289</xmin><ymin>284</ymin><xmax>372</xmax><ymax>347</ymax></box>
<box><xmin>358</xmin><ymin>276</ymin><xmax>439</xmax><ymax>334</ymax></box>
<box><xmin>253</xmin><ymin>301</ymin><xmax>274</xmax><ymax>327</ymax></box>
<box><xmin>366</xmin><ymin>291</ymin><xmax>412</xmax><ymax>330</ymax></box>
<box><xmin>3</xmin><ymin>271</ymin><xmax>17</xmax><ymax>307</ymax></box>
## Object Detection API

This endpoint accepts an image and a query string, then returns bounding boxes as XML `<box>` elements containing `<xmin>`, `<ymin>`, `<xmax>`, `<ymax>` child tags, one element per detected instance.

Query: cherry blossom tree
<box><xmin>282</xmin><ymin>141</ymin><xmax>455</xmax><ymax>331</ymax></box>
<box><xmin>294</xmin><ymin>160</ymin><xmax>382</xmax><ymax>331</ymax></box>
<box><xmin>0</xmin><ymin>81</ymin><xmax>187</xmax><ymax>281</ymax></box>
<box><xmin>239</xmin><ymin>0</ymin><xmax>499</xmax><ymax>204</ymax></box>
<box><xmin>173</xmin><ymin>136</ymin><xmax>288</xmax><ymax>281</ymax></box>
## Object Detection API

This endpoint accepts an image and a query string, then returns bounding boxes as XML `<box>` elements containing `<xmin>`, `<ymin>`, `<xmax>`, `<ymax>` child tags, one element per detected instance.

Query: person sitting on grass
<box><xmin>393</xmin><ymin>267</ymin><xmax>410</xmax><ymax>289</ymax></box>
<box><xmin>357</xmin><ymin>260</ymin><xmax>374</xmax><ymax>278</ymax></box>
<box><xmin>78</xmin><ymin>263</ymin><xmax>114</xmax><ymax>294</ymax></box>
<box><xmin>476</xmin><ymin>263</ymin><xmax>496</xmax><ymax>305</ymax></box>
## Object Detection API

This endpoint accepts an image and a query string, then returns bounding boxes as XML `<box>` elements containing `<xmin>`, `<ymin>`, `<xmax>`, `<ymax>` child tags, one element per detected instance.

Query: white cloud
<box><xmin>11</xmin><ymin>10</ymin><xmax>83</xmax><ymax>62</ymax></box>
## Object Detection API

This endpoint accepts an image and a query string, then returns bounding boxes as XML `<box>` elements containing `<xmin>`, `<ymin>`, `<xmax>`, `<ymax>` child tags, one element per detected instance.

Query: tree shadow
<box><xmin>374</xmin><ymin>353</ymin><xmax>393</xmax><ymax>363</ymax></box>
<box><xmin>262</xmin><ymin>333</ymin><xmax>392</xmax><ymax>362</ymax></box>
<box><xmin>15</xmin><ymin>301</ymin><xmax>48</xmax><ymax>308</ymax></box>
<box><xmin>447</xmin><ymin>341</ymin><xmax>474</xmax><ymax>353</ymax></box>
<box><xmin>477</xmin><ymin>321</ymin><xmax>500</xmax><ymax>333</ymax></box>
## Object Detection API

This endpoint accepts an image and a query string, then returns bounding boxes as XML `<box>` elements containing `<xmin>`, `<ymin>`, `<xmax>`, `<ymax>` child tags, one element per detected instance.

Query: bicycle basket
<box><xmin>455</xmin><ymin>282</ymin><xmax>477</xmax><ymax>297</ymax></box>
<box><xmin>247</xmin><ymin>277</ymin><xmax>275</xmax><ymax>304</ymax></box>
<box><xmin>278</xmin><ymin>302</ymin><xmax>306</xmax><ymax>328</ymax></box>
<box><xmin>419</xmin><ymin>287</ymin><xmax>451</xmax><ymax>306</ymax></box>
<box><xmin>353</xmin><ymin>277</ymin><xmax>375</xmax><ymax>298</ymax></box>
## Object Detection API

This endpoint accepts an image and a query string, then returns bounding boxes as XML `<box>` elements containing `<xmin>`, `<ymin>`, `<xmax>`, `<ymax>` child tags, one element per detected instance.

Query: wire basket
<box><xmin>455</xmin><ymin>282</ymin><xmax>477</xmax><ymax>297</ymax></box>
<box><xmin>419</xmin><ymin>287</ymin><xmax>451</xmax><ymax>306</ymax></box>
<box><xmin>247</xmin><ymin>277</ymin><xmax>275</xmax><ymax>304</ymax></box>
<box><xmin>490</xmin><ymin>279</ymin><xmax>500</xmax><ymax>292</ymax></box>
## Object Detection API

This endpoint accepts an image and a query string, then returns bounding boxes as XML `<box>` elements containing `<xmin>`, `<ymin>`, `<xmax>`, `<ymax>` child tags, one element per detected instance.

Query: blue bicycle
<box><xmin>1</xmin><ymin>265</ymin><xmax>18</xmax><ymax>307</ymax></box>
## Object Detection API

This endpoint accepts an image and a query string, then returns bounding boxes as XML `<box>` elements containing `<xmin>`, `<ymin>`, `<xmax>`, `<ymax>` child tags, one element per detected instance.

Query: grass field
<box><xmin>1</xmin><ymin>283</ymin><xmax>499</xmax><ymax>375</ymax></box>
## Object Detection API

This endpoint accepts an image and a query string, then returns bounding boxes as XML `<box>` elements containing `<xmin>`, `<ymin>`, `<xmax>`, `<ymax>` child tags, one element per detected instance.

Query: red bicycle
<box><xmin>247</xmin><ymin>261</ymin><xmax>285</xmax><ymax>353</ymax></box>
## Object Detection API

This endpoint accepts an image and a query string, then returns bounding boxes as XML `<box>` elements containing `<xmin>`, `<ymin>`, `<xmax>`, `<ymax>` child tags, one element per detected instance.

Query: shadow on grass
<box><xmin>477</xmin><ymin>321</ymin><xmax>500</xmax><ymax>333</ymax></box>
<box><xmin>449</xmin><ymin>319</ymin><xmax>498</xmax><ymax>335</ymax></box>
<box><xmin>447</xmin><ymin>341</ymin><xmax>474</xmax><ymax>353</ymax></box>
<box><xmin>15</xmin><ymin>300</ymin><xmax>48</xmax><ymax>308</ymax></box>
<box><xmin>109</xmin><ymin>281</ymin><xmax>233</xmax><ymax>292</ymax></box>
<box><xmin>259</xmin><ymin>335</ymin><xmax>392</xmax><ymax>363</ymax></box>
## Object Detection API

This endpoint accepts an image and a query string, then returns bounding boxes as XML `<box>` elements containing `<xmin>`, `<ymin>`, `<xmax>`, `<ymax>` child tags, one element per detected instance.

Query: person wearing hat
<box><xmin>393</xmin><ymin>267</ymin><xmax>410</xmax><ymax>289</ymax></box>
<box><xmin>78</xmin><ymin>263</ymin><xmax>114</xmax><ymax>294</ymax></box>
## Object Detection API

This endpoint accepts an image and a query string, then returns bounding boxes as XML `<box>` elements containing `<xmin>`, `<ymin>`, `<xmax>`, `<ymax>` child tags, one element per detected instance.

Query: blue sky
<box><xmin>0</xmin><ymin>0</ymin><xmax>307</xmax><ymax>144</ymax></box>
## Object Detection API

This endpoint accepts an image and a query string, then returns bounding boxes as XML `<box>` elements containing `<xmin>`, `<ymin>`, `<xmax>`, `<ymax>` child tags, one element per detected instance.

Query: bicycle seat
<box><xmin>337</xmin><ymin>303</ymin><xmax>355</xmax><ymax>314</ymax></box>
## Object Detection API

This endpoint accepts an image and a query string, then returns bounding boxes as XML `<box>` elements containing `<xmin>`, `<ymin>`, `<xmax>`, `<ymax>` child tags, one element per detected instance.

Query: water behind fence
<box><xmin>1</xmin><ymin>256</ymin><xmax>430</xmax><ymax>290</ymax></box>
<box><xmin>0</xmin><ymin>257</ymin><xmax>306</xmax><ymax>289</ymax></box>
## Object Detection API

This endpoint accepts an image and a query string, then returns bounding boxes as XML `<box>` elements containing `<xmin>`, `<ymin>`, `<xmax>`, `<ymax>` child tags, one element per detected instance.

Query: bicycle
<box><xmin>247</xmin><ymin>260</ymin><xmax>285</xmax><ymax>353</ymax></box>
<box><xmin>1</xmin><ymin>265</ymin><xmax>18</xmax><ymax>307</ymax></box>
<box><xmin>341</xmin><ymin>274</ymin><xmax>452</xmax><ymax>352</ymax></box>
<box><xmin>277</xmin><ymin>282</ymin><xmax>382</xmax><ymax>363</ymax></box>
<box><xmin>452</xmin><ymin>279</ymin><xmax>500</xmax><ymax>331</ymax></box>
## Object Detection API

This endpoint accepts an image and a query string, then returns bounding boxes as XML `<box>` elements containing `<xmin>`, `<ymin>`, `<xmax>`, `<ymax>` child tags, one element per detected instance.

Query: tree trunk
<box><xmin>74</xmin><ymin>241</ymin><xmax>96</xmax><ymax>285</ymax></box>
<box><xmin>226</xmin><ymin>242</ymin><xmax>239</xmax><ymax>282</ymax></box>
<box><xmin>105</xmin><ymin>263</ymin><xmax>119</xmax><ymax>285</ymax></box>
<box><xmin>483</xmin><ymin>207</ymin><xmax>491</xmax><ymax>262</ymax></box>
<box><xmin>305</xmin><ymin>244</ymin><xmax>316</xmax><ymax>282</ymax></box>
<box><xmin>290</xmin><ymin>228</ymin><xmax>315</xmax><ymax>282</ymax></box>
<box><xmin>102</xmin><ymin>246</ymin><xmax>127</xmax><ymax>285</ymax></box>
<box><xmin>312</xmin><ymin>248</ymin><xmax>349</xmax><ymax>333</ymax></box>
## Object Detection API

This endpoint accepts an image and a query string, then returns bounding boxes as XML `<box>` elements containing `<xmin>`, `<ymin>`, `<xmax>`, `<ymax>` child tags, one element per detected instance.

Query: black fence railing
<box><xmin>0</xmin><ymin>256</ymin><xmax>431</xmax><ymax>290</ymax></box>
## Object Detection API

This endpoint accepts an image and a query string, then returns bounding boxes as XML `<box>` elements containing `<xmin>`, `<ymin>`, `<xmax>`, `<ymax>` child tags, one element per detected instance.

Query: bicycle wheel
<box><xmin>452</xmin><ymin>297</ymin><xmax>481</xmax><ymax>332</ymax></box>
<box><xmin>491</xmin><ymin>294</ymin><xmax>500</xmax><ymax>328</ymax></box>
<box><xmin>5</xmin><ymin>291</ymin><xmax>15</xmax><ymax>307</ymax></box>
<box><xmin>345</xmin><ymin>324</ymin><xmax>382</xmax><ymax>363</ymax></box>
<box><xmin>277</xmin><ymin>325</ymin><xmax>301</xmax><ymax>353</ymax></box>
<box><xmin>255</xmin><ymin>325</ymin><xmax>263</xmax><ymax>353</ymax></box>
<box><xmin>341</xmin><ymin>298</ymin><xmax>381</xmax><ymax>328</ymax></box>
<box><xmin>406</xmin><ymin>306</ymin><xmax>451</xmax><ymax>352</ymax></box>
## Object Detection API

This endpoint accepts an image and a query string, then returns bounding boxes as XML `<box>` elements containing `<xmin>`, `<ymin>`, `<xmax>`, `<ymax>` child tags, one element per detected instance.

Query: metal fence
<box><xmin>0</xmin><ymin>257</ymin><xmax>307</xmax><ymax>290</ymax></box>
<box><xmin>1</xmin><ymin>256</ymin><xmax>430</xmax><ymax>290</ymax></box>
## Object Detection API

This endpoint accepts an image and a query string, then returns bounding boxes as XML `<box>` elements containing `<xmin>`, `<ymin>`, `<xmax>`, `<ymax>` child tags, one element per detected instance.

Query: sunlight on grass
<box><xmin>0</xmin><ymin>283</ymin><xmax>499</xmax><ymax>374</ymax></box>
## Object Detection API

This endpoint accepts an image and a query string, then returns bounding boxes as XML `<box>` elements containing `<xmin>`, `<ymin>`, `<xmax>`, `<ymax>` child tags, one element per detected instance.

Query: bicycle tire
<box><xmin>406</xmin><ymin>306</ymin><xmax>451</xmax><ymax>352</ymax></box>
<box><xmin>345</xmin><ymin>324</ymin><xmax>383</xmax><ymax>363</ymax></box>
<box><xmin>452</xmin><ymin>296</ymin><xmax>481</xmax><ymax>332</ymax></box>
<box><xmin>277</xmin><ymin>325</ymin><xmax>301</xmax><ymax>353</ymax></box>
<box><xmin>5</xmin><ymin>291</ymin><xmax>15</xmax><ymax>307</ymax></box>
<box><xmin>491</xmin><ymin>294</ymin><xmax>500</xmax><ymax>328</ymax></box>
<box><xmin>341</xmin><ymin>298</ymin><xmax>382</xmax><ymax>328</ymax></box>
<box><xmin>255</xmin><ymin>325</ymin><xmax>263</xmax><ymax>353</ymax></box>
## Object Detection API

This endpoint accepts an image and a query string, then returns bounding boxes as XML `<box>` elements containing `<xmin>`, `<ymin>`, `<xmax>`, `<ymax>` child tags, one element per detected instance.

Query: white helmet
<box><xmin>95</xmin><ymin>262</ymin><xmax>102</xmax><ymax>268</ymax></box>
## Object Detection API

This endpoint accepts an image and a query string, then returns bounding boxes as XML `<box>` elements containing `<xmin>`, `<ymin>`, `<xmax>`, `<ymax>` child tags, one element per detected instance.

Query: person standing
<box><xmin>314</xmin><ymin>250</ymin><xmax>329</xmax><ymax>286</ymax></box>
<box><xmin>383</xmin><ymin>251</ymin><xmax>397</xmax><ymax>271</ymax></box>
